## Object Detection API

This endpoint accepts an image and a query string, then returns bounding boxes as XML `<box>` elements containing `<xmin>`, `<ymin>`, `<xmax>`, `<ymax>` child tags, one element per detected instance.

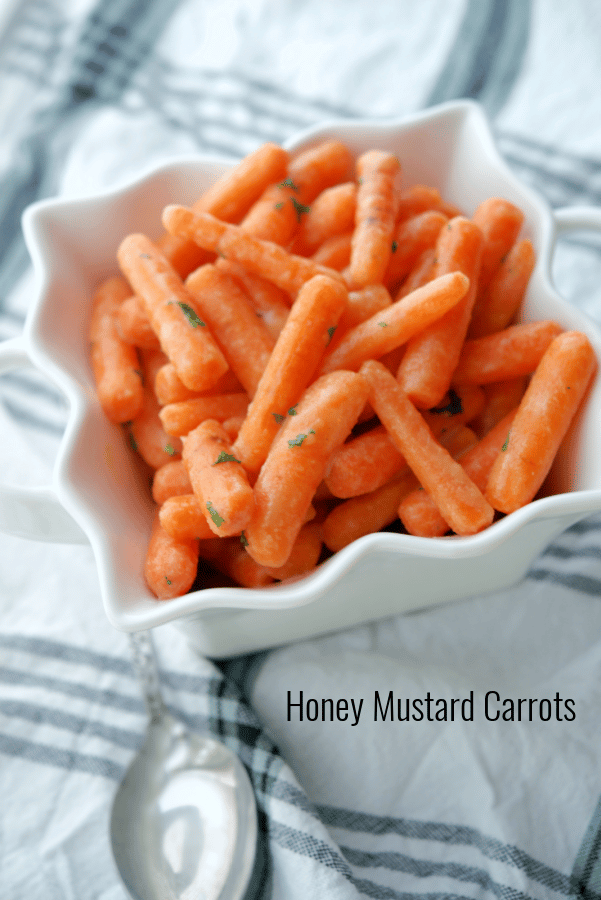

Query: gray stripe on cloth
<box><xmin>426</xmin><ymin>0</ymin><xmax>530</xmax><ymax>117</ymax></box>
<box><xmin>572</xmin><ymin>793</ymin><xmax>601</xmax><ymax>899</ymax></box>
<box><xmin>0</xmin><ymin>732</ymin><xmax>124</xmax><ymax>779</ymax></box>
<box><xmin>526</xmin><ymin>570</ymin><xmax>601</xmax><ymax>596</ymax></box>
<box><xmin>0</xmin><ymin>698</ymin><xmax>142</xmax><ymax>750</ymax></box>
<box><xmin>0</xmin><ymin>665</ymin><xmax>145</xmax><ymax>714</ymax></box>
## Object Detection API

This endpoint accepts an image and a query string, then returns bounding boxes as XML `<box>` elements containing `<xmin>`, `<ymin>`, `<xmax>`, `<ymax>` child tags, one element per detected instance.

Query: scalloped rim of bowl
<box><xmin>19</xmin><ymin>99</ymin><xmax>601</xmax><ymax>633</ymax></box>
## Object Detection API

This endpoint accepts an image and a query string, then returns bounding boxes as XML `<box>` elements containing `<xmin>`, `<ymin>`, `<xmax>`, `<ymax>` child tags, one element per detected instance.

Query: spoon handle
<box><xmin>128</xmin><ymin>630</ymin><xmax>166</xmax><ymax>723</ymax></box>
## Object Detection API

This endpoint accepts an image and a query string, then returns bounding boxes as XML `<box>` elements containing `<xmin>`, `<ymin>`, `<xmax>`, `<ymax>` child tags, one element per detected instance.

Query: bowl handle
<box><xmin>0</xmin><ymin>335</ymin><xmax>87</xmax><ymax>543</ymax></box>
<box><xmin>553</xmin><ymin>206</ymin><xmax>601</xmax><ymax>236</ymax></box>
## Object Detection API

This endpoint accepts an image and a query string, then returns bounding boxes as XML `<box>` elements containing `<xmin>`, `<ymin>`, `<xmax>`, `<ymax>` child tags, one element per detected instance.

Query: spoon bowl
<box><xmin>110</xmin><ymin>632</ymin><xmax>257</xmax><ymax>900</ymax></box>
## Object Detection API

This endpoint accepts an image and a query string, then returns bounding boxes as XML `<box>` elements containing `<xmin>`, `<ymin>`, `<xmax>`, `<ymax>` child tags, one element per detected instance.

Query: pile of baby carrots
<box><xmin>89</xmin><ymin>138</ymin><xmax>597</xmax><ymax>599</ymax></box>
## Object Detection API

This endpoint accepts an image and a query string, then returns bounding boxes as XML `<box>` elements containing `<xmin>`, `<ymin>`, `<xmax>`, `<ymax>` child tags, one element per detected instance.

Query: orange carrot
<box><xmin>453</xmin><ymin>320</ymin><xmax>563</xmax><ymax>384</ymax></box>
<box><xmin>117</xmin><ymin>233</ymin><xmax>229</xmax><ymax>392</ymax></box>
<box><xmin>468</xmin><ymin>239</ymin><xmax>536</xmax><ymax>337</ymax></box>
<box><xmin>152</xmin><ymin>458</ymin><xmax>192</xmax><ymax>505</ymax></box>
<box><xmin>116</xmin><ymin>294</ymin><xmax>161</xmax><ymax>350</ymax></box>
<box><xmin>185</xmin><ymin>263</ymin><xmax>274</xmax><ymax>397</ymax></box>
<box><xmin>233</xmin><ymin>274</ymin><xmax>348</xmax><ymax>473</ymax></box>
<box><xmin>485</xmin><ymin>331</ymin><xmax>597</xmax><ymax>513</ymax></box>
<box><xmin>130</xmin><ymin>385</ymin><xmax>182</xmax><ymax>469</ymax></box>
<box><xmin>395</xmin><ymin>184</ymin><xmax>462</xmax><ymax>223</ymax></box>
<box><xmin>182</xmin><ymin>418</ymin><xmax>255</xmax><ymax>536</ymax></box>
<box><xmin>396</xmin><ymin>217</ymin><xmax>483</xmax><ymax>408</ymax></box>
<box><xmin>161</xmin><ymin>204</ymin><xmax>343</xmax><ymax>297</ymax></box>
<box><xmin>263</xmin><ymin>521</ymin><xmax>324</xmax><ymax>581</ymax></box>
<box><xmin>360</xmin><ymin>360</ymin><xmax>494</xmax><ymax>535</ymax></box>
<box><xmin>395</xmin><ymin>246</ymin><xmax>437</xmax><ymax>299</ymax></box>
<box><xmin>89</xmin><ymin>276</ymin><xmax>144</xmax><ymax>423</ymax></box>
<box><xmin>291</xmin><ymin>181</ymin><xmax>357</xmax><ymax>255</ymax></box>
<box><xmin>470</xmin><ymin>378</ymin><xmax>528</xmax><ymax>438</ymax></box>
<box><xmin>349</xmin><ymin>150</ymin><xmax>401</xmax><ymax>287</ymax></box>
<box><xmin>311</xmin><ymin>231</ymin><xmax>353</xmax><ymax>270</ymax></box>
<box><xmin>216</xmin><ymin>259</ymin><xmax>291</xmax><ymax>338</ymax></box>
<box><xmin>337</xmin><ymin>284</ymin><xmax>392</xmax><ymax>333</ymax></box>
<box><xmin>383</xmin><ymin>210</ymin><xmax>448</xmax><ymax>292</ymax></box>
<box><xmin>159</xmin><ymin>393</ymin><xmax>249</xmax><ymax>437</ymax></box>
<box><xmin>154</xmin><ymin>362</ymin><xmax>242</xmax><ymax>406</ymax></box>
<box><xmin>144</xmin><ymin>511</ymin><xmax>199</xmax><ymax>599</ymax></box>
<box><xmin>319</xmin><ymin>270</ymin><xmax>469</xmax><ymax>375</ymax></box>
<box><xmin>472</xmin><ymin>197</ymin><xmax>524</xmax><ymax>296</ymax></box>
<box><xmin>244</xmin><ymin>370</ymin><xmax>370</xmax><ymax>567</ymax></box>
<box><xmin>159</xmin><ymin>493</ymin><xmax>215</xmax><ymax>541</ymax></box>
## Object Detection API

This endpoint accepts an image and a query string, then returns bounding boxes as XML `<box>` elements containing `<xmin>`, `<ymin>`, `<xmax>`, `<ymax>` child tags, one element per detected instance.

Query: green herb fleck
<box><xmin>327</xmin><ymin>325</ymin><xmax>337</xmax><ymax>345</ymax></box>
<box><xmin>358</xmin><ymin>176</ymin><xmax>364</xmax><ymax>185</ymax></box>
<box><xmin>291</xmin><ymin>197</ymin><xmax>311</xmax><ymax>222</ymax></box>
<box><xmin>165</xmin><ymin>576</ymin><xmax>172</xmax><ymax>585</ymax></box>
<box><xmin>288</xmin><ymin>404</ymin><xmax>298</xmax><ymax>416</ymax></box>
<box><xmin>206</xmin><ymin>501</ymin><xmax>225</xmax><ymax>528</ymax></box>
<box><xmin>279</xmin><ymin>177</ymin><xmax>299</xmax><ymax>190</ymax></box>
<box><xmin>178</xmin><ymin>302</ymin><xmax>205</xmax><ymax>328</ymax></box>
<box><xmin>139</xmin><ymin>253</ymin><xmax>152</xmax><ymax>259</ymax></box>
<box><xmin>240</xmin><ymin>531</ymin><xmax>249</xmax><ymax>547</ymax></box>
<box><xmin>213</xmin><ymin>451</ymin><xmax>241</xmax><ymax>465</ymax></box>
<box><xmin>429</xmin><ymin>388</ymin><xmax>463</xmax><ymax>417</ymax></box>
<box><xmin>164</xmin><ymin>443</ymin><xmax>176</xmax><ymax>456</ymax></box>
<box><xmin>272</xmin><ymin>412</ymin><xmax>285</xmax><ymax>424</ymax></box>
<box><xmin>391</xmin><ymin>240</ymin><xmax>398</xmax><ymax>253</ymax></box>
<box><xmin>288</xmin><ymin>433</ymin><xmax>309</xmax><ymax>448</ymax></box>
<box><xmin>378</xmin><ymin>321</ymin><xmax>388</xmax><ymax>328</ymax></box>
<box><xmin>274</xmin><ymin>201</ymin><xmax>284</xmax><ymax>209</ymax></box>
<box><xmin>501</xmin><ymin>432</ymin><xmax>510</xmax><ymax>452</ymax></box>
<box><xmin>128</xmin><ymin>431</ymin><xmax>138</xmax><ymax>453</ymax></box>
<box><xmin>134</xmin><ymin>368</ymin><xmax>144</xmax><ymax>382</ymax></box>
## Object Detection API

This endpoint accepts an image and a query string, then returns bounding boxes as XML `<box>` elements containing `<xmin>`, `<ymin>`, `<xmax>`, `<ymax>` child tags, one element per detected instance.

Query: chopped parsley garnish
<box><xmin>165</xmin><ymin>576</ymin><xmax>172</xmax><ymax>585</ymax></box>
<box><xmin>279</xmin><ymin>177</ymin><xmax>299</xmax><ymax>190</ymax></box>
<box><xmin>206</xmin><ymin>501</ymin><xmax>225</xmax><ymax>527</ymax></box>
<box><xmin>128</xmin><ymin>431</ymin><xmax>138</xmax><ymax>452</ymax></box>
<box><xmin>291</xmin><ymin>197</ymin><xmax>311</xmax><ymax>222</ymax></box>
<box><xmin>274</xmin><ymin>201</ymin><xmax>284</xmax><ymax>209</ymax></box>
<box><xmin>240</xmin><ymin>531</ymin><xmax>249</xmax><ymax>547</ymax></box>
<box><xmin>288</xmin><ymin>404</ymin><xmax>298</xmax><ymax>416</ymax></box>
<box><xmin>164</xmin><ymin>443</ymin><xmax>176</xmax><ymax>455</ymax></box>
<box><xmin>177</xmin><ymin>302</ymin><xmax>205</xmax><ymax>328</ymax></box>
<box><xmin>134</xmin><ymin>368</ymin><xmax>144</xmax><ymax>382</ymax></box>
<box><xmin>327</xmin><ymin>325</ymin><xmax>337</xmax><ymax>345</ymax></box>
<box><xmin>288</xmin><ymin>433</ymin><xmax>308</xmax><ymax>448</ymax></box>
<box><xmin>391</xmin><ymin>240</ymin><xmax>398</xmax><ymax>253</ymax></box>
<box><xmin>139</xmin><ymin>253</ymin><xmax>152</xmax><ymax>259</ymax></box>
<box><xmin>272</xmin><ymin>412</ymin><xmax>285</xmax><ymax>424</ymax></box>
<box><xmin>429</xmin><ymin>388</ymin><xmax>463</xmax><ymax>417</ymax></box>
<box><xmin>501</xmin><ymin>432</ymin><xmax>510</xmax><ymax>452</ymax></box>
<box><xmin>213</xmin><ymin>451</ymin><xmax>241</xmax><ymax>465</ymax></box>
<box><xmin>378</xmin><ymin>321</ymin><xmax>388</xmax><ymax>327</ymax></box>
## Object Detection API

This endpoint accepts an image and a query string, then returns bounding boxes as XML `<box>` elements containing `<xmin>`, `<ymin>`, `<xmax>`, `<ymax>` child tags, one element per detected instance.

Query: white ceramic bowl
<box><xmin>2</xmin><ymin>100</ymin><xmax>601</xmax><ymax>658</ymax></box>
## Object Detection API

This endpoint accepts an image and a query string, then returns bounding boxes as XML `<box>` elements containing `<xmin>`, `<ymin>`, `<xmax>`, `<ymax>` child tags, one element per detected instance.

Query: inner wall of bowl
<box><xmin>32</xmin><ymin>105</ymin><xmax>601</xmax><ymax>626</ymax></box>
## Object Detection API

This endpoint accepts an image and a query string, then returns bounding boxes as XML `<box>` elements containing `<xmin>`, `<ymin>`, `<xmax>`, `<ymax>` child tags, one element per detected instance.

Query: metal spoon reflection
<box><xmin>110</xmin><ymin>630</ymin><xmax>257</xmax><ymax>900</ymax></box>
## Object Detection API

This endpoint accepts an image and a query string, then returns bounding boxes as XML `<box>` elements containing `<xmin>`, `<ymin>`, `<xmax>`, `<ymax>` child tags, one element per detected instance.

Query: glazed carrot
<box><xmin>159</xmin><ymin>494</ymin><xmax>214</xmax><ymax>541</ymax></box>
<box><xmin>89</xmin><ymin>276</ymin><xmax>144</xmax><ymax>423</ymax></box>
<box><xmin>395</xmin><ymin>246</ymin><xmax>437</xmax><ymax>299</ymax></box>
<box><xmin>396</xmin><ymin>217</ymin><xmax>483</xmax><ymax>408</ymax></box>
<box><xmin>349</xmin><ymin>150</ymin><xmax>401</xmax><ymax>287</ymax></box>
<box><xmin>472</xmin><ymin>197</ymin><xmax>524</xmax><ymax>296</ymax></box>
<box><xmin>395</xmin><ymin>184</ymin><xmax>462</xmax><ymax>223</ymax></box>
<box><xmin>470</xmin><ymin>378</ymin><xmax>528</xmax><ymax>438</ymax></box>
<box><xmin>154</xmin><ymin>362</ymin><xmax>242</xmax><ymax>406</ymax></box>
<box><xmin>116</xmin><ymin>294</ymin><xmax>161</xmax><ymax>350</ymax></box>
<box><xmin>383</xmin><ymin>210</ymin><xmax>448</xmax><ymax>292</ymax></box>
<box><xmin>182</xmin><ymin>418</ymin><xmax>255</xmax><ymax>536</ymax></box>
<box><xmin>157</xmin><ymin>142</ymin><xmax>289</xmax><ymax>277</ymax></box>
<box><xmin>244</xmin><ymin>370</ymin><xmax>370</xmax><ymax>567</ymax></box>
<box><xmin>262</xmin><ymin>521</ymin><xmax>324</xmax><ymax>580</ymax></box>
<box><xmin>336</xmin><ymin>284</ymin><xmax>392</xmax><ymax>333</ymax></box>
<box><xmin>291</xmin><ymin>182</ymin><xmax>357</xmax><ymax>255</ymax></box>
<box><xmin>200</xmin><ymin>537</ymin><xmax>275</xmax><ymax>588</ymax></box>
<box><xmin>117</xmin><ymin>233</ymin><xmax>229</xmax><ymax>392</ymax></box>
<box><xmin>452</xmin><ymin>320</ymin><xmax>563</xmax><ymax>384</ymax></box>
<box><xmin>420</xmin><ymin>383</ymin><xmax>486</xmax><ymax>434</ymax></box>
<box><xmin>130</xmin><ymin>385</ymin><xmax>182</xmax><ymax>469</ymax></box>
<box><xmin>233</xmin><ymin>274</ymin><xmax>348</xmax><ymax>474</ymax></box>
<box><xmin>323</xmin><ymin>469</ymin><xmax>419</xmax><ymax>552</ymax></box>
<box><xmin>159</xmin><ymin>392</ymin><xmax>249</xmax><ymax>437</ymax></box>
<box><xmin>485</xmin><ymin>331</ymin><xmax>597</xmax><ymax>513</ymax></box>
<box><xmin>312</xmin><ymin>231</ymin><xmax>353</xmax><ymax>270</ymax></box>
<box><xmin>140</xmin><ymin>347</ymin><xmax>169</xmax><ymax>400</ymax></box>
<box><xmin>240</xmin><ymin>140</ymin><xmax>354</xmax><ymax>245</ymax></box>
<box><xmin>360</xmin><ymin>360</ymin><xmax>494</xmax><ymax>535</ymax></box>
<box><xmin>185</xmin><ymin>263</ymin><xmax>274</xmax><ymax>397</ymax></box>
<box><xmin>216</xmin><ymin>259</ymin><xmax>291</xmax><ymax>338</ymax></box>
<box><xmin>221</xmin><ymin>415</ymin><xmax>245</xmax><ymax>441</ymax></box>
<box><xmin>161</xmin><ymin>205</ymin><xmax>343</xmax><ymax>297</ymax></box>
<box><xmin>152</xmin><ymin>458</ymin><xmax>192</xmax><ymax>505</ymax></box>
<box><xmin>468</xmin><ymin>239</ymin><xmax>536</xmax><ymax>337</ymax></box>
<box><xmin>319</xmin><ymin>270</ymin><xmax>469</xmax><ymax>375</ymax></box>
<box><xmin>399</xmin><ymin>410</ymin><xmax>518</xmax><ymax>537</ymax></box>
<box><xmin>144</xmin><ymin>511</ymin><xmax>200</xmax><ymax>599</ymax></box>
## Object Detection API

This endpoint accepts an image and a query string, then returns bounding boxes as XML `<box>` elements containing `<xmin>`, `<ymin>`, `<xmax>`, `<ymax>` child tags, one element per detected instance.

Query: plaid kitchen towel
<box><xmin>1</xmin><ymin>1</ymin><xmax>601</xmax><ymax>898</ymax></box>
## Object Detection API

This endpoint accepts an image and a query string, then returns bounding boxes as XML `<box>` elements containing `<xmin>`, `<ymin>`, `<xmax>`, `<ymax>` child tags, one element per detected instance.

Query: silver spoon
<box><xmin>110</xmin><ymin>630</ymin><xmax>258</xmax><ymax>900</ymax></box>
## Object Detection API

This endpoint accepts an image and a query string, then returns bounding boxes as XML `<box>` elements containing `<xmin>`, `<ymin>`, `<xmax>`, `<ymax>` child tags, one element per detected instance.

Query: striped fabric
<box><xmin>1</xmin><ymin>1</ymin><xmax>601</xmax><ymax>898</ymax></box>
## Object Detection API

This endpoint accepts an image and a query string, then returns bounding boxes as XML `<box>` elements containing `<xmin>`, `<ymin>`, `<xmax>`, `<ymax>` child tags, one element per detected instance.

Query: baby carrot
<box><xmin>470</xmin><ymin>378</ymin><xmax>527</xmax><ymax>438</ymax></box>
<box><xmin>383</xmin><ymin>210</ymin><xmax>448</xmax><ymax>293</ymax></box>
<box><xmin>232</xmin><ymin>273</ymin><xmax>348</xmax><ymax>474</ymax></box>
<box><xmin>452</xmin><ymin>320</ymin><xmax>563</xmax><ymax>384</ymax></box>
<box><xmin>244</xmin><ymin>370</ymin><xmax>370</xmax><ymax>568</ymax></box>
<box><xmin>117</xmin><ymin>233</ymin><xmax>229</xmax><ymax>392</ymax></box>
<box><xmin>468</xmin><ymin>239</ymin><xmax>536</xmax><ymax>338</ymax></box>
<box><xmin>116</xmin><ymin>294</ymin><xmax>161</xmax><ymax>350</ymax></box>
<box><xmin>399</xmin><ymin>410</ymin><xmax>517</xmax><ymax>537</ymax></box>
<box><xmin>89</xmin><ymin>276</ymin><xmax>144</xmax><ymax>423</ymax></box>
<box><xmin>263</xmin><ymin>521</ymin><xmax>324</xmax><ymax>581</ymax></box>
<box><xmin>130</xmin><ymin>384</ymin><xmax>182</xmax><ymax>469</ymax></box>
<box><xmin>152</xmin><ymin>458</ymin><xmax>192</xmax><ymax>505</ymax></box>
<box><xmin>185</xmin><ymin>263</ymin><xmax>274</xmax><ymax>397</ymax></box>
<box><xmin>216</xmin><ymin>259</ymin><xmax>291</xmax><ymax>338</ymax></box>
<box><xmin>159</xmin><ymin>392</ymin><xmax>249</xmax><ymax>437</ymax></box>
<box><xmin>350</xmin><ymin>150</ymin><xmax>401</xmax><ymax>287</ymax></box>
<box><xmin>154</xmin><ymin>362</ymin><xmax>242</xmax><ymax>406</ymax></box>
<box><xmin>291</xmin><ymin>181</ymin><xmax>357</xmax><ymax>256</ymax></box>
<box><xmin>396</xmin><ymin>217</ymin><xmax>483</xmax><ymax>408</ymax></box>
<box><xmin>485</xmin><ymin>331</ymin><xmax>597</xmax><ymax>513</ymax></box>
<box><xmin>311</xmin><ymin>232</ymin><xmax>353</xmax><ymax>270</ymax></box>
<box><xmin>161</xmin><ymin>204</ymin><xmax>343</xmax><ymax>297</ymax></box>
<box><xmin>158</xmin><ymin>141</ymin><xmax>289</xmax><ymax>277</ymax></box>
<box><xmin>182</xmin><ymin>418</ymin><xmax>255</xmax><ymax>536</ymax></box>
<box><xmin>319</xmin><ymin>270</ymin><xmax>469</xmax><ymax>375</ymax></box>
<box><xmin>395</xmin><ymin>184</ymin><xmax>462</xmax><ymax>223</ymax></box>
<box><xmin>336</xmin><ymin>284</ymin><xmax>392</xmax><ymax>333</ymax></box>
<box><xmin>472</xmin><ymin>197</ymin><xmax>524</xmax><ymax>296</ymax></box>
<box><xmin>159</xmin><ymin>493</ymin><xmax>214</xmax><ymax>541</ymax></box>
<box><xmin>144</xmin><ymin>511</ymin><xmax>200</xmax><ymax>599</ymax></box>
<box><xmin>395</xmin><ymin>247</ymin><xmax>437</xmax><ymax>299</ymax></box>
<box><xmin>360</xmin><ymin>360</ymin><xmax>494</xmax><ymax>535</ymax></box>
